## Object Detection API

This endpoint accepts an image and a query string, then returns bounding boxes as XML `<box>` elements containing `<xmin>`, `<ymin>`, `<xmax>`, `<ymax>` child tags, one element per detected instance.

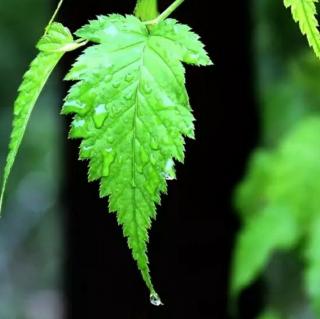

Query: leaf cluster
<box><xmin>0</xmin><ymin>6</ymin><xmax>212</xmax><ymax>304</ymax></box>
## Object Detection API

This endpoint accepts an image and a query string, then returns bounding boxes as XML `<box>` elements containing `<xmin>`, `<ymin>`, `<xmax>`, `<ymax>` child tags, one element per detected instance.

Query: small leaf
<box><xmin>37</xmin><ymin>22</ymin><xmax>73</xmax><ymax>52</ymax></box>
<box><xmin>0</xmin><ymin>23</ymin><xmax>75</xmax><ymax>214</ymax></box>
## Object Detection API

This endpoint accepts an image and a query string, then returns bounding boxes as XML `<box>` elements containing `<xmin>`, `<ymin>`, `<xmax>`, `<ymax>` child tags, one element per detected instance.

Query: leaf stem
<box><xmin>134</xmin><ymin>0</ymin><xmax>159</xmax><ymax>21</ymax></box>
<box><xmin>144</xmin><ymin>0</ymin><xmax>185</xmax><ymax>25</ymax></box>
<box><xmin>45</xmin><ymin>0</ymin><xmax>64</xmax><ymax>34</ymax></box>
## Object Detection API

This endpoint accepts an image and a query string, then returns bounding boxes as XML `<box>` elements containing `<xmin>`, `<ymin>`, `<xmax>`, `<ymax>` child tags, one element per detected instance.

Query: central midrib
<box><xmin>130</xmin><ymin>39</ymin><xmax>153</xmax><ymax>290</ymax></box>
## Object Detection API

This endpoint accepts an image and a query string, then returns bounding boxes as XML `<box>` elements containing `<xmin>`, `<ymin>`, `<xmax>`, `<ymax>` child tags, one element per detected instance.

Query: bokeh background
<box><xmin>1</xmin><ymin>0</ymin><xmax>320</xmax><ymax>318</ymax></box>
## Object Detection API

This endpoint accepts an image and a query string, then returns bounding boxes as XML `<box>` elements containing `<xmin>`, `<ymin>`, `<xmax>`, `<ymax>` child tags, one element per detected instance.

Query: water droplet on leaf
<box><xmin>107</xmin><ymin>64</ymin><xmax>115</xmax><ymax>72</ymax></box>
<box><xmin>150</xmin><ymin>155</ymin><xmax>156</xmax><ymax>165</ymax></box>
<box><xmin>163</xmin><ymin>172</ymin><xmax>175</xmax><ymax>181</ymax></box>
<box><xmin>93</xmin><ymin>104</ymin><xmax>108</xmax><ymax>128</ymax></box>
<box><xmin>104</xmin><ymin>25</ymin><xmax>118</xmax><ymax>36</ymax></box>
<box><xmin>140</xmin><ymin>151</ymin><xmax>148</xmax><ymax>164</ymax></box>
<box><xmin>143</xmin><ymin>82</ymin><xmax>152</xmax><ymax>94</ymax></box>
<box><xmin>80</xmin><ymin>145</ymin><xmax>92</xmax><ymax>158</ymax></box>
<box><xmin>123</xmin><ymin>117</ymin><xmax>130</xmax><ymax>124</ymax></box>
<box><xmin>107</xmin><ymin>136</ymin><xmax>115</xmax><ymax>143</ymax></box>
<box><xmin>150</xmin><ymin>138</ymin><xmax>158</xmax><ymax>150</ymax></box>
<box><xmin>125</xmin><ymin>72</ymin><xmax>135</xmax><ymax>83</ymax></box>
<box><xmin>102</xmin><ymin>150</ymin><xmax>115</xmax><ymax>177</ymax></box>
<box><xmin>183</xmin><ymin>51</ymin><xmax>200</xmax><ymax>64</ymax></box>
<box><xmin>71</xmin><ymin>119</ymin><xmax>86</xmax><ymax>138</ymax></box>
<box><xmin>136</xmin><ymin>164</ymin><xmax>143</xmax><ymax>173</ymax></box>
<box><xmin>163</xmin><ymin>159</ymin><xmax>176</xmax><ymax>180</ymax></box>
<box><xmin>160</xmin><ymin>94</ymin><xmax>175</xmax><ymax>107</ymax></box>
<box><xmin>73</xmin><ymin>119</ymin><xmax>85</xmax><ymax>128</ymax></box>
<box><xmin>64</xmin><ymin>100</ymin><xmax>88</xmax><ymax>115</ymax></box>
<box><xmin>125</xmin><ymin>91</ymin><xmax>134</xmax><ymax>101</ymax></box>
<box><xmin>112</xmin><ymin>80</ymin><xmax>121</xmax><ymax>89</ymax></box>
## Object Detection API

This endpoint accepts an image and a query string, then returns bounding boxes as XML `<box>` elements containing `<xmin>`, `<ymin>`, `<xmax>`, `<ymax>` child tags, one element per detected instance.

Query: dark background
<box><xmin>2</xmin><ymin>0</ymin><xmax>319</xmax><ymax>318</ymax></box>
<box><xmin>61</xmin><ymin>1</ymin><xmax>259</xmax><ymax>318</ymax></box>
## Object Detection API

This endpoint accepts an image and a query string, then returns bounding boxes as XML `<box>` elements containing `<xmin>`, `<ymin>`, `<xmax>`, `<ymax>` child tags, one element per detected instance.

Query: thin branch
<box><xmin>45</xmin><ymin>0</ymin><xmax>64</xmax><ymax>34</ymax></box>
<box><xmin>144</xmin><ymin>0</ymin><xmax>185</xmax><ymax>25</ymax></box>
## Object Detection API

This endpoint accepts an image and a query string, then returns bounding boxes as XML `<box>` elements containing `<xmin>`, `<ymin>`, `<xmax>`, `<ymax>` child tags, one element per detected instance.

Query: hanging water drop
<box><xmin>150</xmin><ymin>293</ymin><xmax>163</xmax><ymax>306</ymax></box>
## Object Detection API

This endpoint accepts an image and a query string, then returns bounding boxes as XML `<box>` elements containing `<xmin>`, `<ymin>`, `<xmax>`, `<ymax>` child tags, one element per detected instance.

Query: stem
<box><xmin>134</xmin><ymin>0</ymin><xmax>159</xmax><ymax>21</ymax></box>
<box><xmin>45</xmin><ymin>0</ymin><xmax>64</xmax><ymax>34</ymax></box>
<box><xmin>144</xmin><ymin>0</ymin><xmax>185</xmax><ymax>25</ymax></box>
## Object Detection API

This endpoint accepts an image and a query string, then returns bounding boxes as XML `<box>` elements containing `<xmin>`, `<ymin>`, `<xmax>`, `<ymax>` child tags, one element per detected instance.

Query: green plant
<box><xmin>230</xmin><ymin>0</ymin><xmax>320</xmax><ymax>317</ymax></box>
<box><xmin>0</xmin><ymin>0</ymin><xmax>212</xmax><ymax>305</ymax></box>
<box><xmin>284</xmin><ymin>0</ymin><xmax>320</xmax><ymax>59</ymax></box>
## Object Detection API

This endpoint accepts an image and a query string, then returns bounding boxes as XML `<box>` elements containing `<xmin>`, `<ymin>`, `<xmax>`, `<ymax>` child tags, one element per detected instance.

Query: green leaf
<box><xmin>284</xmin><ymin>0</ymin><xmax>320</xmax><ymax>59</ymax></box>
<box><xmin>63</xmin><ymin>14</ymin><xmax>212</xmax><ymax>301</ymax></box>
<box><xmin>0</xmin><ymin>22</ymin><xmax>74</xmax><ymax>214</ymax></box>
<box><xmin>231</xmin><ymin>116</ymin><xmax>320</xmax><ymax>304</ymax></box>
<box><xmin>230</xmin><ymin>205</ymin><xmax>299</xmax><ymax>297</ymax></box>
<box><xmin>37</xmin><ymin>22</ymin><xmax>76</xmax><ymax>52</ymax></box>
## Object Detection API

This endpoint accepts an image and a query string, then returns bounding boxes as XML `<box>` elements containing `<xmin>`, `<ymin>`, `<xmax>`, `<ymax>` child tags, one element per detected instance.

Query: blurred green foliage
<box><xmin>257</xmin><ymin>309</ymin><xmax>283</xmax><ymax>319</ymax></box>
<box><xmin>232</xmin><ymin>117</ymin><xmax>320</xmax><ymax>316</ymax></box>
<box><xmin>231</xmin><ymin>0</ymin><xmax>320</xmax><ymax>318</ymax></box>
<box><xmin>0</xmin><ymin>1</ymin><xmax>64</xmax><ymax>318</ymax></box>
